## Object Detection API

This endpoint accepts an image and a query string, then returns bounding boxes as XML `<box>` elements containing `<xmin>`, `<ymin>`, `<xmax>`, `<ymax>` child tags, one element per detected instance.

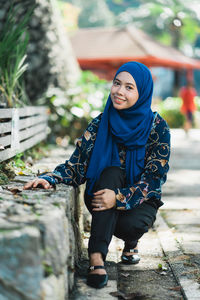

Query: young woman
<box><xmin>24</xmin><ymin>61</ymin><xmax>170</xmax><ymax>289</ymax></box>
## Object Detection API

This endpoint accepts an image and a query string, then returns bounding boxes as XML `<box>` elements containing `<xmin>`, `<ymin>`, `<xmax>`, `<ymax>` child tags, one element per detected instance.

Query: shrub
<box><xmin>39</xmin><ymin>70</ymin><xmax>110</xmax><ymax>144</ymax></box>
<box><xmin>0</xmin><ymin>6</ymin><xmax>32</xmax><ymax>107</ymax></box>
<box><xmin>157</xmin><ymin>97</ymin><xmax>185</xmax><ymax>128</ymax></box>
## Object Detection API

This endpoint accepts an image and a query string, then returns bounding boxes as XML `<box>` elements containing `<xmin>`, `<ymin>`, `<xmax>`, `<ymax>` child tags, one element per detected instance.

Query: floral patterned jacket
<box><xmin>39</xmin><ymin>112</ymin><xmax>170</xmax><ymax>210</ymax></box>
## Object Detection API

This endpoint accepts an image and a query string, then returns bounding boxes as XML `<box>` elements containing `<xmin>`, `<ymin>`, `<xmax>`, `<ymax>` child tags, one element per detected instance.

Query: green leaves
<box><xmin>157</xmin><ymin>97</ymin><xmax>185</xmax><ymax>128</ymax></box>
<box><xmin>0</xmin><ymin>6</ymin><xmax>32</xmax><ymax>107</ymax></box>
<box><xmin>43</xmin><ymin>70</ymin><xmax>110</xmax><ymax>143</ymax></box>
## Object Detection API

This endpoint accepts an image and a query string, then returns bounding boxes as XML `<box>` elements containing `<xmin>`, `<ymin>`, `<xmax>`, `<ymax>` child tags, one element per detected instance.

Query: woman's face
<box><xmin>110</xmin><ymin>71</ymin><xmax>139</xmax><ymax>110</ymax></box>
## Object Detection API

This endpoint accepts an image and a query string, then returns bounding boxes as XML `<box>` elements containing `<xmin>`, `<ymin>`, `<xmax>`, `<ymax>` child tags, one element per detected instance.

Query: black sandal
<box><xmin>87</xmin><ymin>265</ymin><xmax>108</xmax><ymax>289</ymax></box>
<box><xmin>121</xmin><ymin>248</ymin><xmax>140</xmax><ymax>265</ymax></box>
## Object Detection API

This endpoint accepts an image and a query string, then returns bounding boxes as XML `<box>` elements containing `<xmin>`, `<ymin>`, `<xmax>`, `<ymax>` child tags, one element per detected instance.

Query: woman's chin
<box><xmin>113</xmin><ymin>103</ymin><xmax>126</xmax><ymax>110</ymax></box>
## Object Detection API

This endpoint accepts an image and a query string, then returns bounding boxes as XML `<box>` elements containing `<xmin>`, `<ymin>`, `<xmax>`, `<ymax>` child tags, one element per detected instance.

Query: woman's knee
<box><xmin>114</xmin><ymin>204</ymin><xmax>157</xmax><ymax>240</ymax></box>
<box><xmin>93</xmin><ymin>166</ymin><xmax>126</xmax><ymax>192</ymax></box>
<box><xmin>115</xmin><ymin>222</ymin><xmax>148</xmax><ymax>241</ymax></box>
<box><xmin>100</xmin><ymin>166</ymin><xmax>124</xmax><ymax>179</ymax></box>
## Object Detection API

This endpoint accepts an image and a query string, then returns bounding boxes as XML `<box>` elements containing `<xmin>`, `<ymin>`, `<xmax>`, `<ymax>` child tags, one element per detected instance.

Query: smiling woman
<box><xmin>24</xmin><ymin>61</ymin><xmax>171</xmax><ymax>290</ymax></box>
<box><xmin>111</xmin><ymin>72</ymin><xmax>139</xmax><ymax>109</ymax></box>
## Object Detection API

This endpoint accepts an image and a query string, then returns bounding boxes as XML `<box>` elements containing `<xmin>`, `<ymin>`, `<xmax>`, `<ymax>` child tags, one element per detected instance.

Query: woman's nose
<box><xmin>116</xmin><ymin>85</ymin><xmax>124</xmax><ymax>94</ymax></box>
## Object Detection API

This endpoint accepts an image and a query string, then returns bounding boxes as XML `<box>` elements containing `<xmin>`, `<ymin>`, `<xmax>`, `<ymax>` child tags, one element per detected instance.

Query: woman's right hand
<box><xmin>23</xmin><ymin>178</ymin><xmax>52</xmax><ymax>190</ymax></box>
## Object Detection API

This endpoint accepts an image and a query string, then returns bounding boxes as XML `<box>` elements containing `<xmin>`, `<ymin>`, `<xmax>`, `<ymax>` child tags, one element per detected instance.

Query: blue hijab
<box><xmin>86</xmin><ymin>61</ymin><xmax>154</xmax><ymax>195</ymax></box>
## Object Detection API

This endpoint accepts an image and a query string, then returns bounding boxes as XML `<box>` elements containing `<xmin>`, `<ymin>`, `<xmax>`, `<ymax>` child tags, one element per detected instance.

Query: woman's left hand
<box><xmin>92</xmin><ymin>189</ymin><xmax>116</xmax><ymax>211</ymax></box>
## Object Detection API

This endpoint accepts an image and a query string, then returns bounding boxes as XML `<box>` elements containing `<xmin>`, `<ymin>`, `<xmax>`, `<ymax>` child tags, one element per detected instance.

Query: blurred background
<box><xmin>1</xmin><ymin>0</ymin><xmax>200</xmax><ymax>144</ymax></box>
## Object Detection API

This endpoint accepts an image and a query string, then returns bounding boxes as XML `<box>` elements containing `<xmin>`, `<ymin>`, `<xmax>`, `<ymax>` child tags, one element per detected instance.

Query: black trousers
<box><xmin>84</xmin><ymin>166</ymin><xmax>158</xmax><ymax>260</ymax></box>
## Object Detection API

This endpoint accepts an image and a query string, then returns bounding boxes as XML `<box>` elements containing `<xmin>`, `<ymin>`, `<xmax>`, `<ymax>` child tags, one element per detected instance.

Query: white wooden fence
<box><xmin>0</xmin><ymin>106</ymin><xmax>48</xmax><ymax>162</ymax></box>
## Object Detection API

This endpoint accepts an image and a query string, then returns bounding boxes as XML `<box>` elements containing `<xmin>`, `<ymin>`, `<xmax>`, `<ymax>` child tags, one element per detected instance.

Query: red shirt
<box><xmin>179</xmin><ymin>86</ymin><xmax>197</xmax><ymax>113</ymax></box>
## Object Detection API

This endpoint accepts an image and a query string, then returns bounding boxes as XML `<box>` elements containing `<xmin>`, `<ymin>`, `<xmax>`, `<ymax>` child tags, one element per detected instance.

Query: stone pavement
<box><xmin>71</xmin><ymin>129</ymin><xmax>200</xmax><ymax>300</ymax></box>
<box><xmin>159</xmin><ymin>129</ymin><xmax>200</xmax><ymax>300</ymax></box>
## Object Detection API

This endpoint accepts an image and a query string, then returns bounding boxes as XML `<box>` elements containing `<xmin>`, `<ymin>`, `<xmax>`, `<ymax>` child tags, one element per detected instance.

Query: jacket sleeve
<box><xmin>38</xmin><ymin>116</ymin><xmax>101</xmax><ymax>187</ymax></box>
<box><xmin>115</xmin><ymin>117</ymin><xmax>171</xmax><ymax>210</ymax></box>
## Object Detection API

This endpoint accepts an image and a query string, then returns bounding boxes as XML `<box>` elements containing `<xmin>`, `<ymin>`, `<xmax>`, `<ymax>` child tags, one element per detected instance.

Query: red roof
<box><xmin>70</xmin><ymin>25</ymin><xmax>200</xmax><ymax>79</ymax></box>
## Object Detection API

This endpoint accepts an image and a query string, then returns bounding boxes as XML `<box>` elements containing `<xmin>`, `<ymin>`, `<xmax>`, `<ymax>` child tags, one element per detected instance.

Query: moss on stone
<box><xmin>0</xmin><ymin>171</ymin><xmax>9</xmax><ymax>185</ymax></box>
<box><xmin>0</xmin><ymin>161</ymin><xmax>16</xmax><ymax>183</ymax></box>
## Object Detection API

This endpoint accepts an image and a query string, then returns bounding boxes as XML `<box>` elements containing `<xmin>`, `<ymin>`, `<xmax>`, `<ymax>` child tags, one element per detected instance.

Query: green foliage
<box><xmin>13</xmin><ymin>153</ymin><xmax>26</xmax><ymax>168</ymax></box>
<box><xmin>43</xmin><ymin>262</ymin><xmax>53</xmax><ymax>277</ymax></box>
<box><xmin>75</xmin><ymin>0</ymin><xmax>115</xmax><ymax>28</ymax></box>
<box><xmin>0</xmin><ymin>6</ymin><xmax>32</xmax><ymax>107</ymax></box>
<box><xmin>157</xmin><ymin>97</ymin><xmax>185</xmax><ymax>128</ymax></box>
<box><xmin>0</xmin><ymin>142</ymin><xmax>51</xmax><ymax>184</ymax></box>
<box><xmin>182</xmin><ymin>17</ymin><xmax>199</xmax><ymax>43</ymax></box>
<box><xmin>0</xmin><ymin>161</ymin><xmax>15</xmax><ymax>185</ymax></box>
<box><xmin>157</xmin><ymin>32</ymin><xmax>172</xmax><ymax>46</ymax></box>
<box><xmin>40</xmin><ymin>70</ymin><xmax>110</xmax><ymax>143</ymax></box>
<box><xmin>119</xmin><ymin>1</ymin><xmax>200</xmax><ymax>48</ymax></box>
<box><xmin>0</xmin><ymin>172</ymin><xmax>9</xmax><ymax>185</ymax></box>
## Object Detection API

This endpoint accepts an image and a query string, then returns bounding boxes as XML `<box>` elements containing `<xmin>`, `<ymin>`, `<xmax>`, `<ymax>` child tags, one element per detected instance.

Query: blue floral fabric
<box><xmin>39</xmin><ymin>112</ymin><xmax>170</xmax><ymax>210</ymax></box>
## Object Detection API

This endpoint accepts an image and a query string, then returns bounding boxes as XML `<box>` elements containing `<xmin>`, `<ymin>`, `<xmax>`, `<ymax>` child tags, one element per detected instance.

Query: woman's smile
<box><xmin>113</xmin><ymin>96</ymin><xmax>126</xmax><ymax>104</ymax></box>
<box><xmin>111</xmin><ymin>71</ymin><xmax>139</xmax><ymax>110</ymax></box>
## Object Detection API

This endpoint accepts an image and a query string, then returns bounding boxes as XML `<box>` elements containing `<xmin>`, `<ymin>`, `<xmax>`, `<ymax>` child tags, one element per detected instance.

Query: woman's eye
<box><xmin>126</xmin><ymin>86</ymin><xmax>133</xmax><ymax>90</ymax></box>
<box><xmin>114</xmin><ymin>81</ymin><xmax>120</xmax><ymax>86</ymax></box>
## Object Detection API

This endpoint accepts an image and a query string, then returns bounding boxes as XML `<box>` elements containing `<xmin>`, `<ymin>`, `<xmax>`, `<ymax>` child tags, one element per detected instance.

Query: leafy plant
<box><xmin>0</xmin><ymin>142</ymin><xmax>51</xmax><ymax>184</ymax></box>
<box><xmin>0</xmin><ymin>6</ymin><xmax>32</xmax><ymax>107</ymax></box>
<box><xmin>39</xmin><ymin>70</ymin><xmax>110</xmax><ymax>144</ymax></box>
<box><xmin>43</xmin><ymin>262</ymin><xmax>53</xmax><ymax>277</ymax></box>
<box><xmin>13</xmin><ymin>153</ymin><xmax>26</xmax><ymax>168</ymax></box>
<box><xmin>157</xmin><ymin>97</ymin><xmax>185</xmax><ymax>128</ymax></box>
<box><xmin>0</xmin><ymin>160</ymin><xmax>15</xmax><ymax>184</ymax></box>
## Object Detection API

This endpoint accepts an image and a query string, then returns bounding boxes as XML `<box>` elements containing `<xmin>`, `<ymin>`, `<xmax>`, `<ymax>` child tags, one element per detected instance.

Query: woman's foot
<box><xmin>89</xmin><ymin>253</ymin><xmax>106</xmax><ymax>275</ymax></box>
<box><xmin>123</xmin><ymin>246</ymin><xmax>138</xmax><ymax>256</ymax></box>
<box><xmin>87</xmin><ymin>252</ymin><xmax>108</xmax><ymax>288</ymax></box>
<box><xmin>121</xmin><ymin>246</ymin><xmax>140</xmax><ymax>264</ymax></box>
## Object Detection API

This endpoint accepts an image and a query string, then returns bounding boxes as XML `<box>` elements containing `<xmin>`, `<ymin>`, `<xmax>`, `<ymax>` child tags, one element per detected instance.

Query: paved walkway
<box><xmin>71</xmin><ymin>129</ymin><xmax>200</xmax><ymax>300</ymax></box>
<box><xmin>159</xmin><ymin>129</ymin><xmax>200</xmax><ymax>299</ymax></box>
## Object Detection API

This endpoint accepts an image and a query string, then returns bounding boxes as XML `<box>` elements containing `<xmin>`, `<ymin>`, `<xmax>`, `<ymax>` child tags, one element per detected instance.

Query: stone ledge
<box><xmin>0</xmin><ymin>175</ymin><xmax>83</xmax><ymax>300</ymax></box>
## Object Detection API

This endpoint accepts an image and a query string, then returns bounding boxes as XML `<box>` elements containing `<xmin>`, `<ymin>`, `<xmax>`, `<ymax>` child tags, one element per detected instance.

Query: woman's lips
<box><xmin>114</xmin><ymin>97</ymin><xmax>126</xmax><ymax>104</ymax></box>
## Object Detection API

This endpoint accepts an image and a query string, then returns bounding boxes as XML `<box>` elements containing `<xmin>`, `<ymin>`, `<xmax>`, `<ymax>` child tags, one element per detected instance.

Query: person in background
<box><xmin>179</xmin><ymin>81</ymin><xmax>197</xmax><ymax>133</ymax></box>
<box><xmin>24</xmin><ymin>61</ymin><xmax>171</xmax><ymax>289</ymax></box>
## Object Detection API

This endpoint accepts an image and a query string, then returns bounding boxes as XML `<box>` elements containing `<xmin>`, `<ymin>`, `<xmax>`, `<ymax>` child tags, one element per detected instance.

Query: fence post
<box><xmin>11</xmin><ymin>108</ymin><xmax>20</xmax><ymax>151</ymax></box>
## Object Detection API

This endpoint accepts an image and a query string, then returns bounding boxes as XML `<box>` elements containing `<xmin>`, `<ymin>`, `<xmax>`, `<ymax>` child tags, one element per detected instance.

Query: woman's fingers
<box><xmin>92</xmin><ymin>201</ymin><xmax>105</xmax><ymax>211</ymax></box>
<box><xmin>23</xmin><ymin>179</ymin><xmax>51</xmax><ymax>190</ymax></box>
<box><xmin>33</xmin><ymin>179</ymin><xmax>49</xmax><ymax>189</ymax></box>
<box><xmin>91</xmin><ymin>198</ymin><xmax>106</xmax><ymax>211</ymax></box>
<box><xmin>92</xmin><ymin>190</ymin><xmax>107</xmax><ymax>208</ymax></box>
<box><xmin>92</xmin><ymin>189</ymin><xmax>116</xmax><ymax>211</ymax></box>
<box><xmin>23</xmin><ymin>181</ymin><xmax>34</xmax><ymax>190</ymax></box>
<box><xmin>92</xmin><ymin>207</ymin><xmax>104</xmax><ymax>211</ymax></box>
<box><xmin>91</xmin><ymin>200</ymin><xmax>102</xmax><ymax>206</ymax></box>
<box><xmin>93</xmin><ymin>196</ymin><xmax>103</xmax><ymax>201</ymax></box>
<box><xmin>93</xmin><ymin>189</ymin><xmax>105</xmax><ymax>195</ymax></box>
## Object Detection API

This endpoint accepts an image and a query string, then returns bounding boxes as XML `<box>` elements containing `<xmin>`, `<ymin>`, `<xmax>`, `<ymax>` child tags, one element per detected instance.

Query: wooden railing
<box><xmin>0</xmin><ymin>106</ymin><xmax>48</xmax><ymax>162</ymax></box>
